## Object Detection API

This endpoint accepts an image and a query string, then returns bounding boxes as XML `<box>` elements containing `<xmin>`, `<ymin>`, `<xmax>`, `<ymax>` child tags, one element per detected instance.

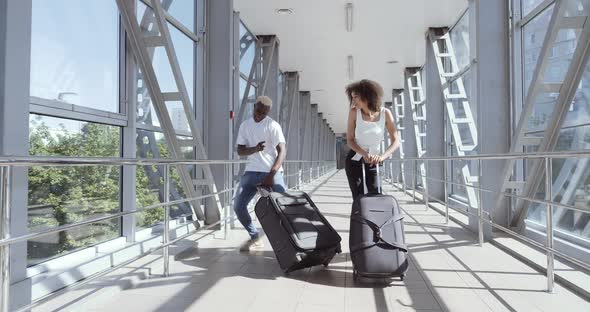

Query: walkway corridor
<box><xmin>35</xmin><ymin>171</ymin><xmax>590</xmax><ymax>312</ymax></box>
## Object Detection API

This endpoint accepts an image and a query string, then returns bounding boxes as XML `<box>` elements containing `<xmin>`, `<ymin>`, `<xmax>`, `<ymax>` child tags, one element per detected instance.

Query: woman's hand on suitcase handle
<box><xmin>374</xmin><ymin>154</ymin><xmax>385</xmax><ymax>165</ymax></box>
<box><xmin>365</xmin><ymin>154</ymin><xmax>380</xmax><ymax>165</ymax></box>
<box><xmin>361</xmin><ymin>151</ymin><xmax>372</xmax><ymax>163</ymax></box>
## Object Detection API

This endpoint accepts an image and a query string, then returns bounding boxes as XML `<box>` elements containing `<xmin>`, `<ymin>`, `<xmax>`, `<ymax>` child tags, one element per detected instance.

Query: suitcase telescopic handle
<box><xmin>361</xmin><ymin>159</ymin><xmax>382</xmax><ymax>195</ymax></box>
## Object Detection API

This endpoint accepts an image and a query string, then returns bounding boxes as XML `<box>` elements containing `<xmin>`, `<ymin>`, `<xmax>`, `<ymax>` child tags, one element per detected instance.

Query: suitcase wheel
<box><xmin>353</xmin><ymin>270</ymin><xmax>358</xmax><ymax>281</ymax></box>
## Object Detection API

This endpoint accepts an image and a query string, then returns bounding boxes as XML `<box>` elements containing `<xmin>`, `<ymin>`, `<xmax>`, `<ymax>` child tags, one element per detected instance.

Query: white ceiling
<box><xmin>234</xmin><ymin>0</ymin><xmax>467</xmax><ymax>133</ymax></box>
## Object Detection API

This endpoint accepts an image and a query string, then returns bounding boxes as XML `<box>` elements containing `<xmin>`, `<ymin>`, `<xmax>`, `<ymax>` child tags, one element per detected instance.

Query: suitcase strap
<box><xmin>350</xmin><ymin>214</ymin><xmax>408</xmax><ymax>253</ymax></box>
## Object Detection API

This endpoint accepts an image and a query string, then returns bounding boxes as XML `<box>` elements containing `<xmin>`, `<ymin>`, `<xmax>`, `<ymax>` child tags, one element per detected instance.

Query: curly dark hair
<box><xmin>345</xmin><ymin>79</ymin><xmax>384</xmax><ymax>113</ymax></box>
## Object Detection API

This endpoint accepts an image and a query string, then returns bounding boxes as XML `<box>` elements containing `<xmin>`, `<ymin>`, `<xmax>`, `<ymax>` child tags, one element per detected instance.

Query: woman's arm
<box><xmin>380</xmin><ymin>108</ymin><xmax>400</xmax><ymax>161</ymax></box>
<box><xmin>346</xmin><ymin>108</ymin><xmax>369</xmax><ymax>159</ymax></box>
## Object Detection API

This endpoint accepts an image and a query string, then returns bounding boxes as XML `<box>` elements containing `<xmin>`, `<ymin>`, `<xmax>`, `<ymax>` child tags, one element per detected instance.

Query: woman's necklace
<box><xmin>363</xmin><ymin>109</ymin><xmax>377</xmax><ymax>120</ymax></box>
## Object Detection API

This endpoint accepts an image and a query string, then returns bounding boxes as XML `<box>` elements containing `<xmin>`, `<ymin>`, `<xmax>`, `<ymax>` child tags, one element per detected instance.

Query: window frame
<box><xmin>26</xmin><ymin>0</ymin><xmax>204</xmax><ymax>267</ymax></box>
<box><xmin>512</xmin><ymin>0</ymin><xmax>590</xmax><ymax>260</ymax></box>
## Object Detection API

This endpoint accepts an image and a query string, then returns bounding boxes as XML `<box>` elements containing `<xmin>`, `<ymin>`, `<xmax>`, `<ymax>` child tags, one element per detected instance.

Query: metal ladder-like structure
<box><xmin>135</xmin><ymin>0</ymin><xmax>192</xmax><ymax>218</ymax></box>
<box><xmin>406</xmin><ymin>69</ymin><xmax>428</xmax><ymax>188</ymax></box>
<box><xmin>428</xmin><ymin>27</ymin><xmax>480</xmax><ymax>208</ymax></box>
<box><xmin>392</xmin><ymin>89</ymin><xmax>406</xmax><ymax>186</ymax></box>
<box><xmin>117</xmin><ymin>0</ymin><xmax>222</xmax><ymax>220</ymax></box>
<box><xmin>496</xmin><ymin>0</ymin><xmax>590</xmax><ymax>226</ymax></box>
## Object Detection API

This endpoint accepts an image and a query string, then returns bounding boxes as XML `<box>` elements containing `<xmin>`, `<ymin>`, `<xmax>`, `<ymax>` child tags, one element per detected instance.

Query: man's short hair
<box><xmin>256</xmin><ymin>95</ymin><xmax>272</xmax><ymax>108</ymax></box>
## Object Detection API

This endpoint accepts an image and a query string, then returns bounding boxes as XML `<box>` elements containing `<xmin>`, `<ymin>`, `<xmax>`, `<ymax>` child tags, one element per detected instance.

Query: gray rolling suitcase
<box><xmin>350</xmin><ymin>162</ymin><xmax>409</xmax><ymax>280</ymax></box>
<box><xmin>255</xmin><ymin>190</ymin><xmax>342</xmax><ymax>273</ymax></box>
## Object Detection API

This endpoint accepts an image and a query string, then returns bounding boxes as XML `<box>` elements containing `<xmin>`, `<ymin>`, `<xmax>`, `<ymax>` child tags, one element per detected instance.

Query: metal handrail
<box><xmin>382</xmin><ymin>154</ymin><xmax>590</xmax><ymax>294</ymax></box>
<box><xmin>382</xmin><ymin>150</ymin><xmax>590</xmax><ymax>161</ymax></box>
<box><xmin>0</xmin><ymin>159</ymin><xmax>335</xmax><ymax>247</ymax></box>
<box><xmin>0</xmin><ymin>156</ymin><xmax>333</xmax><ymax>166</ymax></box>
<box><xmin>385</xmin><ymin>172</ymin><xmax>590</xmax><ymax>273</ymax></box>
<box><xmin>405</xmin><ymin>169</ymin><xmax>590</xmax><ymax>215</ymax></box>
<box><xmin>0</xmin><ymin>158</ymin><xmax>337</xmax><ymax>312</ymax></box>
<box><xmin>0</xmin><ymin>188</ymin><xmax>237</xmax><ymax>247</ymax></box>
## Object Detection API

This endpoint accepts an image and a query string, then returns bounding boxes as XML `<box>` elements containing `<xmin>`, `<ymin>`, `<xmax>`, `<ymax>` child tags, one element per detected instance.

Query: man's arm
<box><xmin>262</xmin><ymin>142</ymin><xmax>286</xmax><ymax>186</ymax></box>
<box><xmin>269</xmin><ymin>143</ymin><xmax>286</xmax><ymax>175</ymax></box>
<box><xmin>237</xmin><ymin>141</ymin><xmax>265</xmax><ymax>156</ymax></box>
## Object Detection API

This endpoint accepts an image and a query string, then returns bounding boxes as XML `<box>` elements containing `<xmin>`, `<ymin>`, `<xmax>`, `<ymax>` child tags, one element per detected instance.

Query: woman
<box><xmin>345</xmin><ymin>79</ymin><xmax>400</xmax><ymax>200</ymax></box>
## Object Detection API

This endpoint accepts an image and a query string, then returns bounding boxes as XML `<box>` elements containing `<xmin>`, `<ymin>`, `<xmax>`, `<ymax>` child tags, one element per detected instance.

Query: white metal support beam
<box><xmin>406</xmin><ymin>68</ymin><xmax>428</xmax><ymax>188</ymax></box>
<box><xmin>310</xmin><ymin>104</ymin><xmax>319</xmax><ymax>162</ymax></box>
<box><xmin>117</xmin><ymin>0</ymin><xmax>222</xmax><ymax>221</ymax></box>
<box><xmin>428</xmin><ymin>27</ymin><xmax>479</xmax><ymax>208</ymax></box>
<box><xmin>392</xmin><ymin>89</ymin><xmax>406</xmax><ymax>186</ymax></box>
<box><xmin>299</xmin><ymin>91</ymin><xmax>311</xmax><ymax>181</ymax></box>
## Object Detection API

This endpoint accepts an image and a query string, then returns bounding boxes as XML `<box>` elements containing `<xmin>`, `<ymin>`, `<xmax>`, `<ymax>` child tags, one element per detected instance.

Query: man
<box><xmin>234</xmin><ymin>95</ymin><xmax>287</xmax><ymax>251</ymax></box>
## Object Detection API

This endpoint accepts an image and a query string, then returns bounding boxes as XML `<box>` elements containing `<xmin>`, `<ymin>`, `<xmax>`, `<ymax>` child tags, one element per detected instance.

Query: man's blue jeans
<box><xmin>233</xmin><ymin>171</ymin><xmax>286</xmax><ymax>239</ymax></box>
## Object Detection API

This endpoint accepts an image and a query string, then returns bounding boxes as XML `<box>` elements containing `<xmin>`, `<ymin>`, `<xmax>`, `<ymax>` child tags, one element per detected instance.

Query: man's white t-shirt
<box><xmin>236</xmin><ymin>117</ymin><xmax>286</xmax><ymax>173</ymax></box>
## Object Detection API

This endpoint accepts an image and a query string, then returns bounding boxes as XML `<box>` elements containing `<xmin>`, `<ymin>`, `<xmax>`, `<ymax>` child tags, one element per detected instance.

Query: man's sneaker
<box><xmin>239</xmin><ymin>237</ymin><xmax>265</xmax><ymax>252</ymax></box>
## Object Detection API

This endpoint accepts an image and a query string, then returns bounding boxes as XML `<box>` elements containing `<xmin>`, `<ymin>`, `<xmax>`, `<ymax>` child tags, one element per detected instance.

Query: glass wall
<box><xmin>30</xmin><ymin>0</ymin><xmax>119</xmax><ymax>113</ymax></box>
<box><xmin>27</xmin><ymin>0</ymin><xmax>203</xmax><ymax>267</ymax></box>
<box><xmin>28</xmin><ymin>115</ymin><xmax>121</xmax><ymax>266</ymax></box>
<box><xmin>134</xmin><ymin>0</ymin><xmax>201</xmax><ymax>232</ymax></box>
<box><xmin>444</xmin><ymin>9</ymin><xmax>478</xmax><ymax>202</ymax></box>
<box><xmin>28</xmin><ymin>0</ymin><xmax>123</xmax><ymax>266</ymax></box>
<box><xmin>237</xmin><ymin>21</ymin><xmax>258</xmax><ymax>125</ymax></box>
<box><xmin>516</xmin><ymin>0</ymin><xmax>590</xmax><ymax>242</ymax></box>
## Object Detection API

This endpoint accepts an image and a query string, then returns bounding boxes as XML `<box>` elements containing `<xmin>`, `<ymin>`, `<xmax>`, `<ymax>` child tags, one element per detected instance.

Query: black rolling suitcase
<box><xmin>350</xmin><ymin>162</ymin><xmax>409</xmax><ymax>280</ymax></box>
<box><xmin>255</xmin><ymin>189</ymin><xmax>342</xmax><ymax>273</ymax></box>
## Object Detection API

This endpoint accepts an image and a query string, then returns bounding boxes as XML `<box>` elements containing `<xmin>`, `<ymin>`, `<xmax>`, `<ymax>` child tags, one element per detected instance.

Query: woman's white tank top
<box><xmin>352</xmin><ymin>107</ymin><xmax>386</xmax><ymax>161</ymax></box>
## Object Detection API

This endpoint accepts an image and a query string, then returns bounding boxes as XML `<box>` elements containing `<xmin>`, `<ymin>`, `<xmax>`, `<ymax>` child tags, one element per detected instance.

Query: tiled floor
<box><xmin>34</xmin><ymin>170</ymin><xmax>590</xmax><ymax>312</ymax></box>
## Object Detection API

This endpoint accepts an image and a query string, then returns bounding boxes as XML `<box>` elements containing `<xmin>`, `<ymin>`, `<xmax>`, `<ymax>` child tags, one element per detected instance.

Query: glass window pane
<box><xmin>276</xmin><ymin>72</ymin><xmax>283</xmax><ymax>119</ymax></box>
<box><xmin>239</xmin><ymin>22</ymin><xmax>256</xmax><ymax>76</ymax></box>
<box><xmin>28</xmin><ymin>114</ymin><xmax>121</xmax><ymax>266</ymax></box>
<box><xmin>30</xmin><ymin>0</ymin><xmax>119</xmax><ymax>112</ymax></box>
<box><xmin>525</xmin><ymin>23</ymin><xmax>587</xmax><ymax>132</ymax></box>
<box><xmin>526</xmin><ymin>92</ymin><xmax>560</xmax><ymax>132</ymax></box>
<box><xmin>522</xmin><ymin>0</ymin><xmax>547</xmax><ymax>17</ymax></box>
<box><xmin>135</xmin><ymin>130</ymin><xmax>196</xmax><ymax>231</ymax></box>
<box><xmin>527</xmin><ymin>126</ymin><xmax>590</xmax><ymax>240</ymax></box>
<box><xmin>562</xmin><ymin>42</ymin><xmax>590</xmax><ymax>128</ymax></box>
<box><xmin>453</xmin><ymin>161</ymin><xmax>468</xmax><ymax>198</ymax></box>
<box><xmin>523</xmin><ymin>5</ymin><xmax>554</xmax><ymax>95</ymax></box>
<box><xmin>543</xmin><ymin>28</ymin><xmax>581</xmax><ymax>85</ymax></box>
<box><xmin>136</xmin><ymin>2</ymin><xmax>196</xmax><ymax>131</ymax></box>
<box><xmin>161</xmin><ymin>0</ymin><xmax>195</xmax><ymax>32</ymax></box>
<box><xmin>450</xmin><ymin>10</ymin><xmax>470</xmax><ymax>71</ymax></box>
<box><xmin>239</xmin><ymin>77</ymin><xmax>256</xmax><ymax>124</ymax></box>
<box><xmin>171</xmin><ymin>24</ymin><xmax>195</xmax><ymax>107</ymax></box>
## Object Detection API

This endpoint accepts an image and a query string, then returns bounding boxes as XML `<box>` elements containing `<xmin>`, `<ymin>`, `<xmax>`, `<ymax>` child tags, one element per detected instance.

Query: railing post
<box><xmin>545</xmin><ymin>157</ymin><xmax>555</xmax><ymax>293</ymax></box>
<box><xmin>402</xmin><ymin>160</ymin><xmax>407</xmax><ymax>192</ymax></box>
<box><xmin>163</xmin><ymin>164</ymin><xmax>170</xmax><ymax>277</ymax></box>
<box><xmin>0</xmin><ymin>166</ymin><xmax>11</xmax><ymax>312</ymax></box>
<box><xmin>298</xmin><ymin>166</ymin><xmax>302</xmax><ymax>190</ymax></box>
<box><xmin>413</xmin><ymin>160</ymin><xmax>417</xmax><ymax>203</ymax></box>
<box><xmin>224</xmin><ymin>163</ymin><xmax>230</xmax><ymax>240</ymax></box>
<box><xmin>477</xmin><ymin>159</ymin><xmax>484</xmax><ymax>247</ymax></box>
<box><xmin>316</xmin><ymin>162</ymin><xmax>319</xmax><ymax>179</ymax></box>
<box><xmin>444</xmin><ymin>159</ymin><xmax>449</xmax><ymax>225</ymax></box>
<box><xmin>424</xmin><ymin>160</ymin><xmax>429</xmax><ymax>211</ymax></box>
